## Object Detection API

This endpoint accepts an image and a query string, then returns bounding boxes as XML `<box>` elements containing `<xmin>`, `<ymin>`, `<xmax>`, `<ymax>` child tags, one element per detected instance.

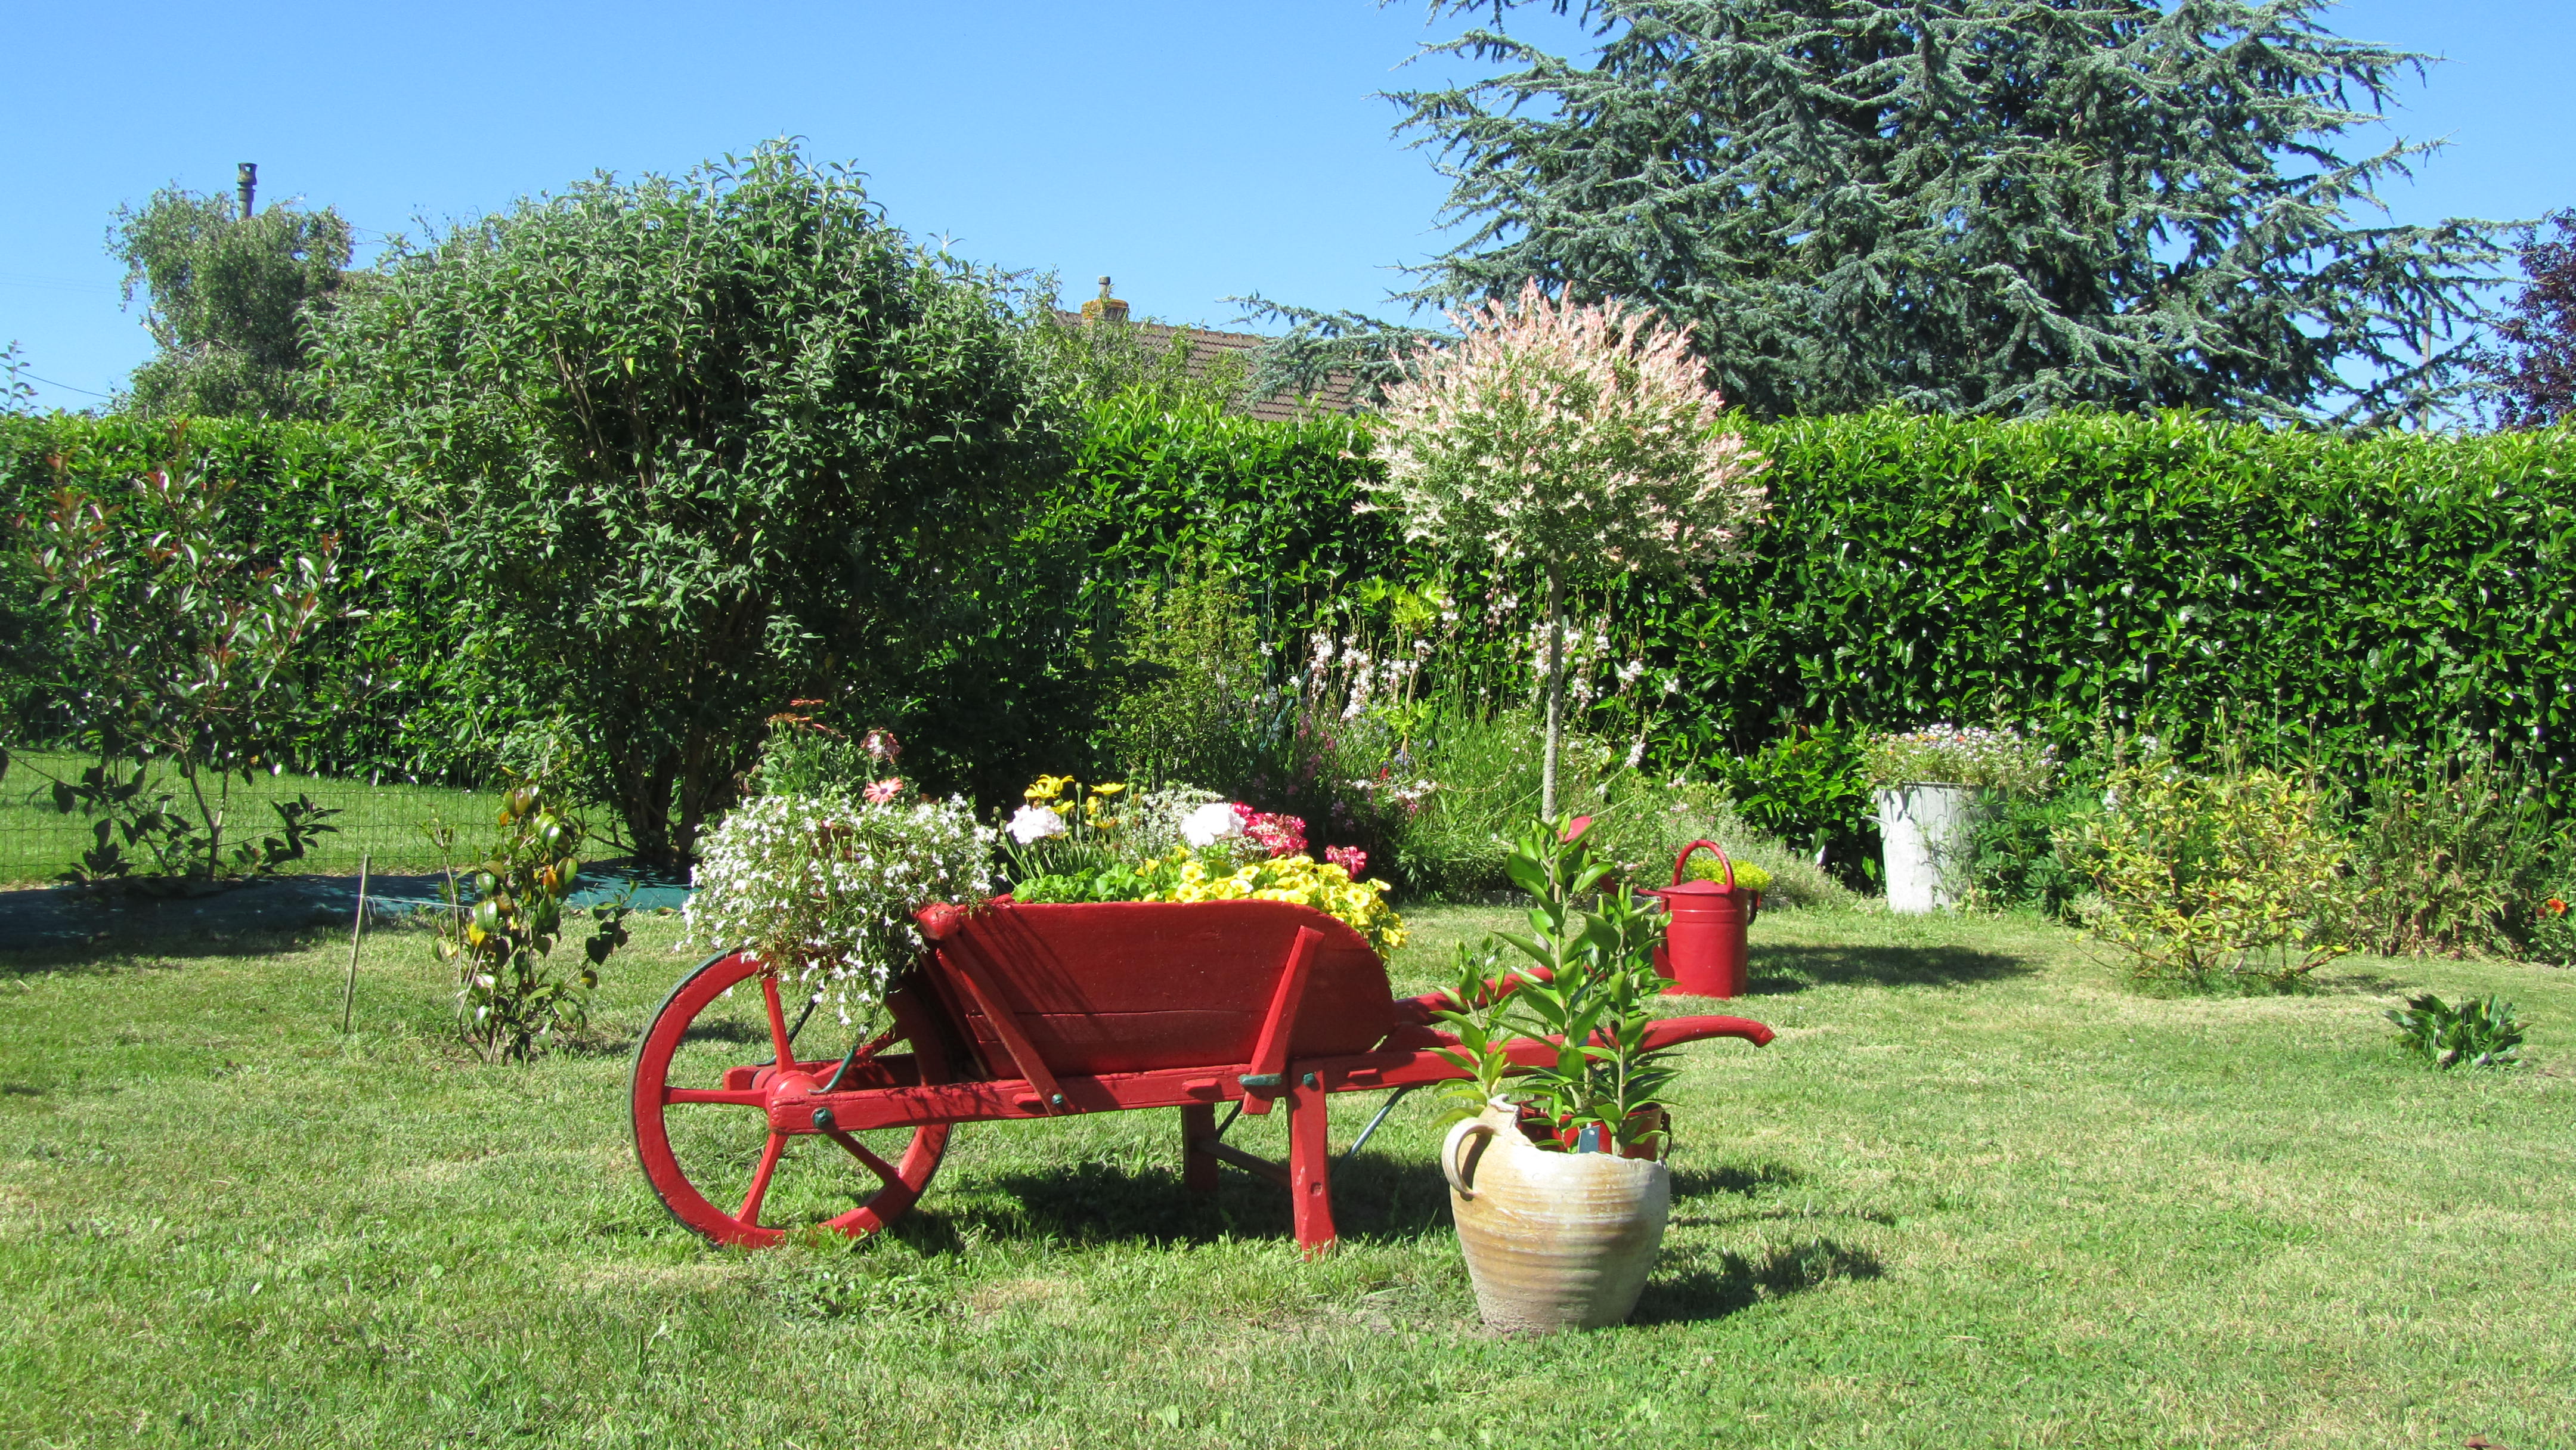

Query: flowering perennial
<box><xmin>1150</xmin><ymin>854</ymin><xmax>1405</xmax><ymax>958</ymax></box>
<box><xmin>686</xmin><ymin>788</ymin><xmax>995</xmax><ymax>1022</ymax></box>
<box><xmin>1863</xmin><ymin>725</ymin><xmax>2058</xmax><ymax>795</ymax></box>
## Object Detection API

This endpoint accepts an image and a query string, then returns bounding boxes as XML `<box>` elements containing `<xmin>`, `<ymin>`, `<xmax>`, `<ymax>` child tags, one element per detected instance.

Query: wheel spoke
<box><xmin>822</xmin><ymin>1127</ymin><xmax>903</xmax><ymax>1188</ymax></box>
<box><xmin>761</xmin><ymin>974</ymin><xmax>796</xmax><ymax>1074</ymax></box>
<box><xmin>738</xmin><ymin>1132</ymin><xmax>787</xmax><ymax>1226</ymax></box>
<box><xmin>664</xmin><ymin>1087</ymin><xmax>768</xmax><ymax>1107</ymax></box>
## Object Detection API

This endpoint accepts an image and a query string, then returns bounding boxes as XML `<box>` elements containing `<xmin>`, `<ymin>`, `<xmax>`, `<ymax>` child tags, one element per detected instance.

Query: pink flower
<box><xmin>862</xmin><ymin>778</ymin><xmax>904</xmax><ymax>804</ymax></box>
<box><xmin>1231</xmin><ymin>803</ymin><xmax>1309</xmax><ymax>857</ymax></box>
<box><xmin>1325</xmin><ymin>845</ymin><xmax>1367</xmax><ymax>878</ymax></box>
<box><xmin>860</xmin><ymin>729</ymin><xmax>902</xmax><ymax>762</ymax></box>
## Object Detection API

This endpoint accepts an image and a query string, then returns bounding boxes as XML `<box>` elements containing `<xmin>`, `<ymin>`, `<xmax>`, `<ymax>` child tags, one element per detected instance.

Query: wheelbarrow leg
<box><xmin>1180</xmin><ymin>1103</ymin><xmax>1219</xmax><ymax>1195</ymax></box>
<box><xmin>1286</xmin><ymin>1076</ymin><xmax>1337</xmax><ymax>1256</ymax></box>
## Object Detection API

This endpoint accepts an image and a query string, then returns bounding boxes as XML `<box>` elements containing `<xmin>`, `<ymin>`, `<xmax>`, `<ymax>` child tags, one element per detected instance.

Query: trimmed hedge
<box><xmin>14</xmin><ymin>402</ymin><xmax>2576</xmax><ymax>820</ymax></box>
<box><xmin>0</xmin><ymin>413</ymin><xmax>487</xmax><ymax>782</ymax></box>
<box><xmin>1679</xmin><ymin>413</ymin><xmax>2576</xmax><ymax>789</ymax></box>
<box><xmin>1067</xmin><ymin>402</ymin><xmax>2576</xmax><ymax>811</ymax></box>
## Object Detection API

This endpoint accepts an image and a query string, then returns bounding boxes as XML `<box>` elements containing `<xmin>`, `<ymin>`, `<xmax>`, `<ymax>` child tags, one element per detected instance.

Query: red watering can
<box><xmin>1643</xmin><ymin>840</ymin><xmax>1757</xmax><ymax>999</ymax></box>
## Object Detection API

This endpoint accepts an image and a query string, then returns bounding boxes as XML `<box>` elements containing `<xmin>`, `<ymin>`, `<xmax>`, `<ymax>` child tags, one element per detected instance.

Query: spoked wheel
<box><xmin>632</xmin><ymin>952</ymin><xmax>955</xmax><ymax>1247</ymax></box>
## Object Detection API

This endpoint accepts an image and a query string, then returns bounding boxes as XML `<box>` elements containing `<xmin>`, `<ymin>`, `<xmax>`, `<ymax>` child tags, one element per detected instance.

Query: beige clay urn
<box><xmin>1442</xmin><ymin>1099</ymin><xmax>1671</xmax><ymax>1331</ymax></box>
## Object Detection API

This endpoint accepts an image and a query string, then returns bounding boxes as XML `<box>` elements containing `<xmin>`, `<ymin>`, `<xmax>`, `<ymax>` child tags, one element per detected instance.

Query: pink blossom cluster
<box><xmin>1324</xmin><ymin>845</ymin><xmax>1368</xmax><ymax>879</ymax></box>
<box><xmin>1230</xmin><ymin>803</ymin><xmax>1308</xmax><ymax>858</ymax></box>
<box><xmin>1371</xmin><ymin>279</ymin><xmax>1770</xmax><ymax>575</ymax></box>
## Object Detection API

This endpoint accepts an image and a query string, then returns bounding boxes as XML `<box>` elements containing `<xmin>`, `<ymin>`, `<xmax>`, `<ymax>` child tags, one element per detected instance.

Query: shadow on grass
<box><xmin>1631</xmin><ymin>1238</ymin><xmax>1885</xmax><ymax>1324</ymax></box>
<box><xmin>945</xmin><ymin>1150</ymin><xmax>1460</xmax><ymax>1250</ymax></box>
<box><xmin>1670</xmin><ymin>1161</ymin><xmax>1804</xmax><ymax>1197</ymax></box>
<box><xmin>1747</xmin><ymin>942</ymin><xmax>2033</xmax><ymax>994</ymax></box>
<box><xmin>0</xmin><ymin>925</ymin><xmax>324</xmax><ymax>975</ymax></box>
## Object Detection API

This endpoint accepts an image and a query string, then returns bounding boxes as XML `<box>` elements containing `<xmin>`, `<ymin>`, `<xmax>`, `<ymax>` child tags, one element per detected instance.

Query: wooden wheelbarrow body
<box><xmin>630</xmin><ymin>899</ymin><xmax>1772</xmax><ymax>1253</ymax></box>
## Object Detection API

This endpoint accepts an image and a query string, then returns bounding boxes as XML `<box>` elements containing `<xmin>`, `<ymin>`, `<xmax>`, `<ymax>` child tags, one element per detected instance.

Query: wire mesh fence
<box><xmin>2</xmin><ymin>749</ymin><xmax>500</xmax><ymax>888</ymax></box>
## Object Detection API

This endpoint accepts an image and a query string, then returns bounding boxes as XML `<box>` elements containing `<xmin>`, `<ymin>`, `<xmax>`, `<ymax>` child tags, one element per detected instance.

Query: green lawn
<box><xmin>1</xmin><ymin>749</ymin><xmax>499</xmax><ymax>887</ymax></box>
<box><xmin>0</xmin><ymin>904</ymin><xmax>2567</xmax><ymax>1448</ymax></box>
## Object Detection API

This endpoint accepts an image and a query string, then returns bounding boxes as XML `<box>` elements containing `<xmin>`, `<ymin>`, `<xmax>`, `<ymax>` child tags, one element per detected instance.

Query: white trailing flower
<box><xmin>686</xmin><ymin>790</ymin><xmax>995</xmax><ymax>1023</ymax></box>
<box><xmin>1180</xmin><ymin>801</ymin><xmax>1246</xmax><ymax>848</ymax></box>
<box><xmin>1007</xmin><ymin>803</ymin><xmax>1067</xmax><ymax>845</ymax></box>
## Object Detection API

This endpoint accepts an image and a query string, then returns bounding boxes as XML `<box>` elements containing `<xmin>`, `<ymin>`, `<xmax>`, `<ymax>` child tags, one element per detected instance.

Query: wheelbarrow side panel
<box><xmin>928</xmin><ymin>901</ymin><xmax>1400</xmax><ymax>1079</ymax></box>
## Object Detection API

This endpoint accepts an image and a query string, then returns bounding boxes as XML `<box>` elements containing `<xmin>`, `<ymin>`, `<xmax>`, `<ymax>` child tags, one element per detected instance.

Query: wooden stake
<box><xmin>340</xmin><ymin>852</ymin><xmax>371</xmax><ymax>1034</ymax></box>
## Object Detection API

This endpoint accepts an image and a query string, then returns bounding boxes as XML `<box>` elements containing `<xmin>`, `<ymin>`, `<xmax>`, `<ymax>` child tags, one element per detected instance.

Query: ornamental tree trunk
<box><xmin>1542</xmin><ymin>562</ymin><xmax>1564</xmax><ymax>820</ymax></box>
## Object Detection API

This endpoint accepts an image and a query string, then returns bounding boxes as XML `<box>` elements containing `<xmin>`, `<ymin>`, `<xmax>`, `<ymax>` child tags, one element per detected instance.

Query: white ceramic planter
<box><xmin>1876</xmin><ymin>783</ymin><xmax>1983</xmax><ymax>913</ymax></box>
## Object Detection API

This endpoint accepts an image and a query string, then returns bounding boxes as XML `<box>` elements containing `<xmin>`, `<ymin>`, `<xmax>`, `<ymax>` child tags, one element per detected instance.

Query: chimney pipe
<box><xmin>237</xmin><ymin>162</ymin><xmax>256</xmax><ymax>220</ymax></box>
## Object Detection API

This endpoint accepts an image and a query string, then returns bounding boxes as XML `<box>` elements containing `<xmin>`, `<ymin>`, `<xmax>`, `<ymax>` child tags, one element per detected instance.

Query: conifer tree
<box><xmin>1267</xmin><ymin>0</ymin><xmax>2504</xmax><ymax>425</ymax></box>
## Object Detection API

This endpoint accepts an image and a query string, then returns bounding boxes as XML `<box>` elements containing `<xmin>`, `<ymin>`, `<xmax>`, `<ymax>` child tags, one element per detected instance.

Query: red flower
<box><xmin>2547</xmin><ymin>897</ymin><xmax>2568</xmax><ymax>918</ymax></box>
<box><xmin>1325</xmin><ymin>845</ymin><xmax>1367</xmax><ymax>878</ymax></box>
<box><xmin>1561</xmin><ymin>814</ymin><xmax>1594</xmax><ymax>842</ymax></box>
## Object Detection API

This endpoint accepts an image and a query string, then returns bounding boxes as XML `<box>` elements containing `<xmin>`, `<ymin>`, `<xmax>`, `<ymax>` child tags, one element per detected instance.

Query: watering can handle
<box><xmin>1673</xmin><ymin>839</ymin><xmax>1736</xmax><ymax>890</ymax></box>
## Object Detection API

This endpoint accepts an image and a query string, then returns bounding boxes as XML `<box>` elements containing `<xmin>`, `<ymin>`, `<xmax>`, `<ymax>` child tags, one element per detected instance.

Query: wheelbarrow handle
<box><xmin>1672</xmin><ymin>838</ymin><xmax>1735</xmax><ymax>890</ymax></box>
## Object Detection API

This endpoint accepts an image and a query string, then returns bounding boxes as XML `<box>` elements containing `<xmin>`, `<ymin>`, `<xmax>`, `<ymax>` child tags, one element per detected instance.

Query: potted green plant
<box><xmin>1863</xmin><ymin>725</ymin><xmax>2056</xmax><ymax>912</ymax></box>
<box><xmin>1431</xmin><ymin>816</ymin><xmax>1683</xmax><ymax>1331</ymax></box>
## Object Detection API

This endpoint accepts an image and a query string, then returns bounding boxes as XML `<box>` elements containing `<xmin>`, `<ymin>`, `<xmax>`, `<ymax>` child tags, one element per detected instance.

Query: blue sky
<box><xmin>4</xmin><ymin>1</ymin><xmax>2568</xmax><ymax>413</ymax></box>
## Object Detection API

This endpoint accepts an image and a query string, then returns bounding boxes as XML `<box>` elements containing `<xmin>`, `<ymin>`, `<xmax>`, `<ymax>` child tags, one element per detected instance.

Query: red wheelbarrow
<box><xmin>631</xmin><ymin>898</ymin><xmax>1773</xmax><ymax>1254</ymax></box>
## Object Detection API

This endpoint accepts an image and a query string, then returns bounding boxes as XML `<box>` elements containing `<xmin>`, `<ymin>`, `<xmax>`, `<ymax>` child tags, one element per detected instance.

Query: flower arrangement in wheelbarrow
<box><xmin>684</xmin><ymin>733</ymin><xmax>994</xmax><ymax>1025</ymax></box>
<box><xmin>1006</xmin><ymin>780</ymin><xmax>1404</xmax><ymax>957</ymax></box>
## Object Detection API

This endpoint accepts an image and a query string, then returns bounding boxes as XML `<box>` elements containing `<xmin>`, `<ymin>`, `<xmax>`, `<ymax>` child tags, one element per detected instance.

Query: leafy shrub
<box><xmin>1962</xmin><ymin>785</ymin><xmax>2099</xmax><ymax>919</ymax></box>
<box><xmin>13</xmin><ymin>457</ymin><xmax>351</xmax><ymax>886</ymax></box>
<box><xmin>2385</xmin><ymin>992</ymin><xmax>2528</xmax><ymax>1069</ymax></box>
<box><xmin>1711</xmin><ymin>723</ymin><xmax>1879</xmax><ymax>887</ymax></box>
<box><xmin>2347</xmin><ymin>751</ymin><xmax>2560</xmax><ymax>958</ymax></box>
<box><xmin>1097</xmin><ymin>569</ymin><xmax>1268</xmax><ymax>791</ymax></box>
<box><xmin>2066</xmin><ymin>752</ymin><xmax>2360</xmax><ymax>988</ymax></box>
<box><xmin>322</xmin><ymin>140</ymin><xmax>1073</xmax><ymax>865</ymax></box>
<box><xmin>434</xmin><ymin>779</ymin><xmax>629</xmax><ymax>1063</ymax></box>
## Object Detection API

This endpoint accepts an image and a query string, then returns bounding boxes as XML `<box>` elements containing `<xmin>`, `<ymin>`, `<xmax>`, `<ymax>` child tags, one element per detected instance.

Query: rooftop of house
<box><xmin>1055</xmin><ymin>277</ymin><xmax>1364</xmax><ymax>424</ymax></box>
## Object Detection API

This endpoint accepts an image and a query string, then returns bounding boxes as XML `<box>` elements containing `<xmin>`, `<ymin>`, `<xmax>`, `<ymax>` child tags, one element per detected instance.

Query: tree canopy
<box><xmin>2480</xmin><ymin>212</ymin><xmax>2576</xmax><ymax>429</ymax></box>
<box><xmin>1267</xmin><ymin>0</ymin><xmax>2504</xmax><ymax>426</ymax></box>
<box><xmin>112</xmin><ymin>187</ymin><xmax>352</xmax><ymax>420</ymax></box>
<box><xmin>318</xmin><ymin>140</ymin><xmax>1072</xmax><ymax>865</ymax></box>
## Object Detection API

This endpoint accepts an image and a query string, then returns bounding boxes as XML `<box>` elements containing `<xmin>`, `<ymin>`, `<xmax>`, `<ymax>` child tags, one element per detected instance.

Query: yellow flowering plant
<box><xmin>1003</xmin><ymin>773</ymin><xmax>1407</xmax><ymax>958</ymax></box>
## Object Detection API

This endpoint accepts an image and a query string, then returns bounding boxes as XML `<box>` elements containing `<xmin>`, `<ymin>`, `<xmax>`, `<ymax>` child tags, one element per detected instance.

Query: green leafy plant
<box><xmin>435</xmin><ymin>779</ymin><xmax>628</xmax><ymax>1063</ymax></box>
<box><xmin>2348</xmin><ymin>749</ymin><xmax>2560</xmax><ymax>958</ymax></box>
<box><xmin>1962</xmin><ymin>785</ymin><xmax>2097</xmax><ymax>919</ymax></box>
<box><xmin>1713</xmin><ymin>723</ymin><xmax>1878</xmax><ymax>886</ymax></box>
<box><xmin>13</xmin><ymin>457</ymin><xmax>348</xmax><ymax>888</ymax></box>
<box><xmin>1432</xmin><ymin>816</ymin><xmax>1681</xmax><ymax>1152</ymax></box>
<box><xmin>2066</xmin><ymin>750</ymin><xmax>2359</xmax><ymax>988</ymax></box>
<box><xmin>320</xmin><ymin>139</ymin><xmax>1072</xmax><ymax>865</ymax></box>
<box><xmin>2385</xmin><ymin>992</ymin><xmax>2528</xmax><ymax>1070</ymax></box>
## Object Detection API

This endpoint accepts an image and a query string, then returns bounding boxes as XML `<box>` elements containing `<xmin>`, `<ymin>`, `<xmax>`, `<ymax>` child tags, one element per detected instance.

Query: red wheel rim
<box><xmin>631</xmin><ymin>951</ymin><xmax>953</xmax><ymax>1247</ymax></box>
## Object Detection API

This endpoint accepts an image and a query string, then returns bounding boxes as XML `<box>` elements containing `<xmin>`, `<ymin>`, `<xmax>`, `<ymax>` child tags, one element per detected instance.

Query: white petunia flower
<box><xmin>1180</xmin><ymin>802</ymin><xmax>1245</xmax><ymax>848</ymax></box>
<box><xmin>1007</xmin><ymin>804</ymin><xmax>1067</xmax><ymax>845</ymax></box>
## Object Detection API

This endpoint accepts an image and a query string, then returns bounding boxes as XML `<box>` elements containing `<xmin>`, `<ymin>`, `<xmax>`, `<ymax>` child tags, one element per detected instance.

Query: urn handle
<box><xmin>1442</xmin><ymin>1116</ymin><xmax>1501</xmax><ymax>1200</ymax></box>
